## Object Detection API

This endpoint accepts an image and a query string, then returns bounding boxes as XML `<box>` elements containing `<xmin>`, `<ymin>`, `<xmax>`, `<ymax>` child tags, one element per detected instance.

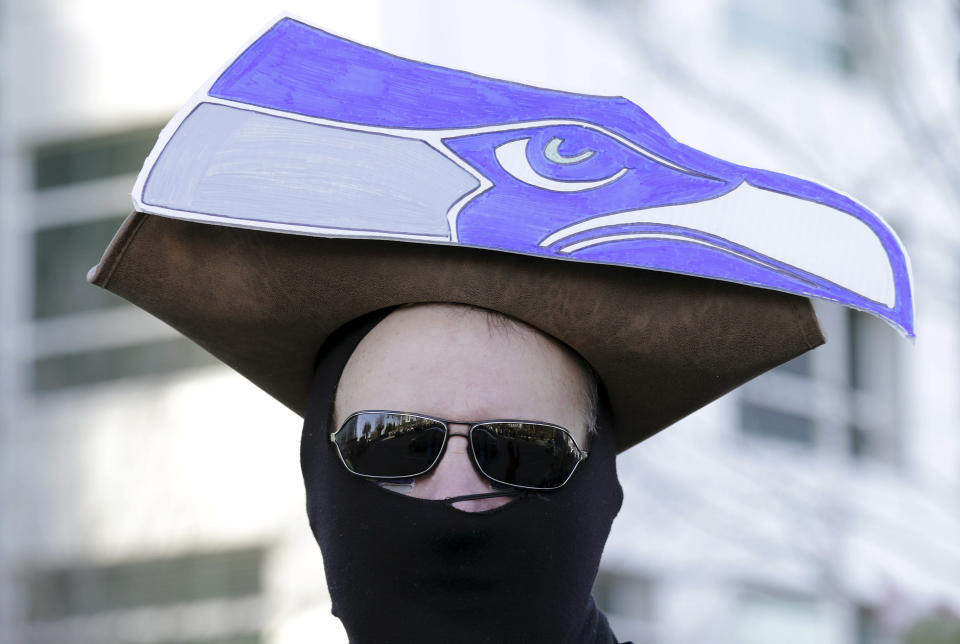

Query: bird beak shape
<box><xmin>134</xmin><ymin>15</ymin><xmax>914</xmax><ymax>337</ymax></box>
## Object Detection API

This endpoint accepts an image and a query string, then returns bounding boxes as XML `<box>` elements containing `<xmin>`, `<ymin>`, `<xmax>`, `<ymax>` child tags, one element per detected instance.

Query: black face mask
<box><xmin>300</xmin><ymin>310</ymin><xmax>625</xmax><ymax>644</ymax></box>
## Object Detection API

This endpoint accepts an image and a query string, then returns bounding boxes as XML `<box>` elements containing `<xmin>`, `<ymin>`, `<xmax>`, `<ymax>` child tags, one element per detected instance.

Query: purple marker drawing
<box><xmin>133</xmin><ymin>15</ymin><xmax>915</xmax><ymax>337</ymax></box>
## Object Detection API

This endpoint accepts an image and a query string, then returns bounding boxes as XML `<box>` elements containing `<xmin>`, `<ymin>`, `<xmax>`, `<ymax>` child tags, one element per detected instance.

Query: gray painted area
<box><xmin>143</xmin><ymin>103</ymin><xmax>479</xmax><ymax>237</ymax></box>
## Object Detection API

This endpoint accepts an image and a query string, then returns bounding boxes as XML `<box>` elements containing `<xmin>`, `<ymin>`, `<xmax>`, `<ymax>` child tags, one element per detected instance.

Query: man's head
<box><xmin>332</xmin><ymin>302</ymin><xmax>598</xmax><ymax>511</ymax></box>
<box><xmin>299</xmin><ymin>302</ymin><xmax>624</xmax><ymax>643</ymax></box>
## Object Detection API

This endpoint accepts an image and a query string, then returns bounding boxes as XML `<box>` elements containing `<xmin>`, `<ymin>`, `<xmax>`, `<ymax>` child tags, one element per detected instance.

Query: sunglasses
<box><xmin>329</xmin><ymin>411</ymin><xmax>589</xmax><ymax>491</ymax></box>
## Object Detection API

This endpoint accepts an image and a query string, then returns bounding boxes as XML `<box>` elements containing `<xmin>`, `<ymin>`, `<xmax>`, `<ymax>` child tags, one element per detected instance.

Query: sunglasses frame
<box><xmin>329</xmin><ymin>410</ymin><xmax>590</xmax><ymax>491</ymax></box>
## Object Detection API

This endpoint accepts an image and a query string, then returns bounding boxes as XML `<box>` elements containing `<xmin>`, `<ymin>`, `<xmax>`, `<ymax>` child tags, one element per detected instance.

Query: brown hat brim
<box><xmin>89</xmin><ymin>212</ymin><xmax>824</xmax><ymax>452</ymax></box>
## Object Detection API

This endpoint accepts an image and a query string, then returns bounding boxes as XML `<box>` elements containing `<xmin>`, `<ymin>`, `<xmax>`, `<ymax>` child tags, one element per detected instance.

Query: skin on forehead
<box><xmin>334</xmin><ymin>303</ymin><xmax>591</xmax><ymax>447</ymax></box>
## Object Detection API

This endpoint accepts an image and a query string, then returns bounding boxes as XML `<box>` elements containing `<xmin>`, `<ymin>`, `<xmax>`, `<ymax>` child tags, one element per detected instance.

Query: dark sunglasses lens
<box><xmin>471</xmin><ymin>423</ymin><xmax>580</xmax><ymax>489</ymax></box>
<box><xmin>335</xmin><ymin>413</ymin><xmax>446</xmax><ymax>477</ymax></box>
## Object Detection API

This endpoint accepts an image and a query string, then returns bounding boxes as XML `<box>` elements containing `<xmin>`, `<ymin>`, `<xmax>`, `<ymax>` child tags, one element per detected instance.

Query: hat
<box><xmin>89</xmin><ymin>16</ymin><xmax>913</xmax><ymax>451</ymax></box>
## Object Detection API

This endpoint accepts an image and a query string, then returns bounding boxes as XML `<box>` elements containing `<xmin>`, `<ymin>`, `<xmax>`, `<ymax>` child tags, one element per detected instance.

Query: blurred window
<box><xmin>855</xmin><ymin>603</ymin><xmax>902</xmax><ymax>644</ymax></box>
<box><xmin>594</xmin><ymin>569</ymin><xmax>653</xmax><ymax>619</ymax></box>
<box><xmin>33</xmin><ymin>337</ymin><xmax>218</xmax><ymax>391</ymax></box>
<box><xmin>734</xmin><ymin>588</ymin><xmax>836</xmax><ymax>644</ymax></box>
<box><xmin>725</xmin><ymin>0</ymin><xmax>856</xmax><ymax>75</ymax></box>
<box><xmin>739</xmin><ymin>303</ymin><xmax>901</xmax><ymax>465</ymax></box>
<box><xmin>34</xmin><ymin>126</ymin><xmax>159</xmax><ymax>189</ymax></box>
<box><xmin>29</xmin><ymin>125</ymin><xmax>219</xmax><ymax>393</ymax></box>
<box><xmin>25</xmin><ymin>548</ymin><xmax>263</xmax><ymax>644</ymax></box>
<box><xmin>33</xmin><ymin>215</ymin><xmax>128</xmax><ymax>319</ymax></box>
<box><xmin>593</xmin><ymin>570</ymin><xmax>655</xmax><ymax>643</ymax></box>
<box><xmin>741</xmin><ymin>402</ymin><xmax>814</xmax><ymax>446</ymax></box>
<box><xmin>777</xmin><ymin>352</ymin><xmax>812</xmax><ymax>377</ymax></box>
<box><xmin>845</xmin><ymin>308</ymin><xmax>901</xmax><ymax>463</ymax></box>
<box><xmin>28</xmin><ymin>549</ymin><xmax>262</xmax><ymax>619</ymax></box>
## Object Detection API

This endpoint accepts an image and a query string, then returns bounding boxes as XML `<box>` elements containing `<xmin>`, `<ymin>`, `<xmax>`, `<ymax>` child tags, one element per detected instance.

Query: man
<box><xmin>301</xmin><ymin>303</ymin><xmax>625</xmax><ymax>641</ymax></box>
<box><xmin>90</xmin><ymin>14</ymin><xmax>912</xmax><ymax>644</ymax></box>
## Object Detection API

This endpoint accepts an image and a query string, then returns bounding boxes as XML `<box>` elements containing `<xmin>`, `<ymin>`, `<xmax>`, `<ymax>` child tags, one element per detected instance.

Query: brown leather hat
<box><xmin>88</xmin><ymin>211</ymin><xmax>823</xmax><ymax>452</ymax></box>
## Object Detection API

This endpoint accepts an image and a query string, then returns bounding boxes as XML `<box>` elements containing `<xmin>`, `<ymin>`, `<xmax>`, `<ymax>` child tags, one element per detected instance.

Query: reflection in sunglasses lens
<box><xmin>337</xmin><ymin>413</ymin><xmax>445</xmax><ymax>477</ymax></box>
<box><xmin>472</xmin><ymin>423</ymin><xmax>578</xmax><ymax>489</ymax></box>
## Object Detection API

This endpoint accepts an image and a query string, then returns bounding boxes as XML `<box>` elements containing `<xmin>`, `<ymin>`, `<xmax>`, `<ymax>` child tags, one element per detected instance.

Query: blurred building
<box><xmin>1</xmin><ymin>1</ymin><xmax>958</xmax><ymax>643</ymax></box>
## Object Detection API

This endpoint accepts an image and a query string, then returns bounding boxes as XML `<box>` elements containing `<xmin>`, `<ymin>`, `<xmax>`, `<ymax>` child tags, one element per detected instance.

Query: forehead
<box><xmin>335</xmin><ymin>305</ymin><xmax>589</xmax><ymax>443</ymax></box>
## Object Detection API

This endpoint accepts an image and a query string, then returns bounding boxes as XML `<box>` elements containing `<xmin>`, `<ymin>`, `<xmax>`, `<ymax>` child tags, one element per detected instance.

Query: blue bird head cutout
<box><xmin>135</xmin><ymin>16</ymin><xmax>914</xmax><ymax>337</ymax></box>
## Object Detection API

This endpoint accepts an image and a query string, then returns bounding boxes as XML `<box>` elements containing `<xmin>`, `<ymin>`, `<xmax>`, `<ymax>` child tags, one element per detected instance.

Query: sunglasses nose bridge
<box><xmin>444</xmin><ymin>422</ymin><xmax>472</xmax><ymax>440</ymax></box>
<box><xmin>442</xmin><ymin>426</ymin><xmax>471</xmax><ymax>454</ymax></box>
<box><xmin>437</xmin><ymin>425</ymin><xmax>486</xmax><ymax>480</ymax></box>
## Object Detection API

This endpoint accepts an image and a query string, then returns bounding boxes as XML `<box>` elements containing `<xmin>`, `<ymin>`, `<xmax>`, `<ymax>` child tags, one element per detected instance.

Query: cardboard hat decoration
<box><xmin>90</xmin><ymin>16</ymin><xmax>914</xmax><ymax>451</ymax></box>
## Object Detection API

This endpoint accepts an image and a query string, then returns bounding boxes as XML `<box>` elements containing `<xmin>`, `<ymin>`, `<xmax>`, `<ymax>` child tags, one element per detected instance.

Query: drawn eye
<box><xmin>544</xmin><ymin>137</ymin><xmax>595</xmax><ymax>165</ymax></box>
<box><xmin>495</xmin><ymin>135</ymin><xmax>627</xmax><ymax>192</ymax></box>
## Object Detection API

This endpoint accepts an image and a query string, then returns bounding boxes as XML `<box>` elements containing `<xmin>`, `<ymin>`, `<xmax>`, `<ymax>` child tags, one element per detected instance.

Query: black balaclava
<box><xmin>300</xmin><ymin>309</ymin><xmax>626</xmax><ymax>644</ymax></box>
